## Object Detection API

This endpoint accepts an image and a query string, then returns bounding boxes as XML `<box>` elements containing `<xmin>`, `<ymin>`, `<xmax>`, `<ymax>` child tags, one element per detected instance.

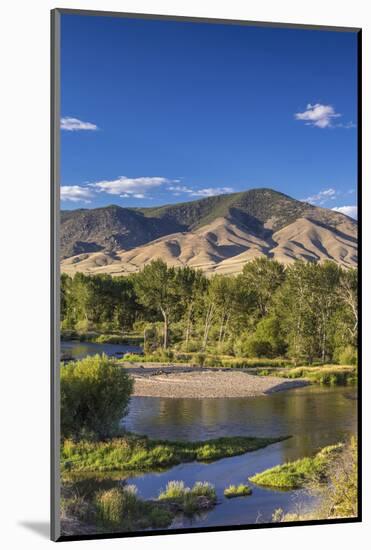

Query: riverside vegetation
<box><xmin>248</xmin><ymin>439</ymin><xmax>358</xmax><ymax>522</ymax></box>
<box><xmin>250</xmin><ymin>444</ymin><xmax>344</xmax><ymax>489</ymax></box>
<box><xmin>224</xmin><ymin>484</ymin><xmax>252</xmax><ymax>498</ymax></box>
<box><xmin>60</xmin><ymin>258</ymin><xmax>358</xmax><ymax>532</ymax></box>
<box><xmin>267</xmin><ymin>439</ymin><xmax>358</xmax><ymax>522</ymax></box>
<box><xmin>60</xmin><ymin>354</ymin><xmax>287</xmax><ymax>533</ymax></box>
<box><xmin>61</xmin><ymin>258</ymin><xmax>358</xmax><ymax>368</ymax></box>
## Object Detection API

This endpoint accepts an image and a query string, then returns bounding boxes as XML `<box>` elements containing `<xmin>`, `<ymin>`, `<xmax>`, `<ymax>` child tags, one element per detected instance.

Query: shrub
<box><xmin>224</xmin><ymin>484</ymin><xmax>252</xmax><ymax>498</ymax></box>
<box><xmin>234</xmin><ymin>333</ymin><xmax>273</xmax><ymax>358</ymax></box>
<box><xmin>335</xmin><ymin>345</ymin><xmax>358</xmax><ymax>366</ymax></box>
<box><xmin>94</xmin><ymin>334</ymin><xmax>126</xmax><ymax>344</ymax></box>
<box><xmin>254</xmin><ymin>316</ymin><xmax>287</xmax><ymax>356</ymax></box>
<box><xmin>61</xmin><ymin>494</ymin><xmax>93</xmax><ymax>522</ymax></box>
<box><xmin>95</xmin><ymin>486</ymin><xmax>139</xmax><ymax>527</ymax></box>
<box><xmin>183</xmin><ymin>340</ymin><xmax>202</xmax><ymax>353</ymax></box>
<box><xmin>61</xmin><ymin>354</ymin><xmax>133</xmax><ymax>440</ymax></box>
<box><xmin>246</xmin><ymin>338</ymin><xmax>273</xmax><ymax>358</ymax></box>
<box><xmin>195</xmin><ymin>353</ymin><xmax>206</xmax><ymax>366</ymax></box>
<box><xmin>75</xmin><ymin>319</ymin><xmax>91</xmax><ymax>332</ymax></box>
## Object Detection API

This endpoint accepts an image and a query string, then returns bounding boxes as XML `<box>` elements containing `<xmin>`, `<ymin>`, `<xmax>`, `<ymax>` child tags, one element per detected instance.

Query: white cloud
<box><xmin>168</xmin><ymin>185</ymin><xmax>234</xmax><ymax>198</ymax></box>
<box><xmin>190</xmin><ymin>187</ymin><xmax>234</xmax><ymax>197</ymax></box>
<box><xmin>62</xmin><ymin>177</ymin><xmax>235</xmax><ymax>204</ymax></box>
<box><xmin>295</xmin><ymin>103</ymin><xmax>341</xmax><ymax>128</ymax></box>
<box><xmin>168</xmin><ymin>185</ymin><xmax>194</xmax><ymax>195</ymax></box>
<box><xmin>61</xmin><ymin>117</ymin><xmax>98</xmax><ymax>131</ymax></box>
<box><xmin>89</xmin><ymin>176</ymin><xmax>170</xmax><ymax>198</ymax></box>
<box><xmin>303</xmin><ymin>188</ymin><xmax>337</xmax><ymax>205</ymax></box>
<box><xmin>61</xmin><ymin>185</ymin><xmax>94</xmax><ymax>203</ymax></box>
<box><xmin>332</xmin><ymin>205</ymin><xmax>357</xmax><ymax>220</ymax></box>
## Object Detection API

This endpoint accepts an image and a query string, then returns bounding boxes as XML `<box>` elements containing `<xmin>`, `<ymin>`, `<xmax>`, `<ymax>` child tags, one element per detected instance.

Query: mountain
<box><xmin>60</xmin><ymin>204</ymin><xmax>184</xmax><ymax>259</ymax></box>
<box><xmin>61</xmin><ymin>188</ymin><xmax>357</xmax><ymax>276</ymax></box>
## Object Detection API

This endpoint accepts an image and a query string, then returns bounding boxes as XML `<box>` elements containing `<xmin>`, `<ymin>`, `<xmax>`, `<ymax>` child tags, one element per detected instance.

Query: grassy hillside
<box><xmin>61</xmin><ymin>188</ymin><xmax>356</xmax><ymax>260</ymax></box>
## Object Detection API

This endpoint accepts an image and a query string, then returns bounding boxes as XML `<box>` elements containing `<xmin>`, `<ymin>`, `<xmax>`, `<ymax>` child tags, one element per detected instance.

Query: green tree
<box><xmin>337</xmin><ymin>268</ymin><xmax>358</xmax><ymax>346</ymax></box>
<box><xmin>133</xmin><ymin>260</ymin><xmax>181</xmax><ymax>349</ymax></box>
<box><xmin>61</xmin><ymin>354</ymin><xmax>133</xmax><ymax>440</ymax></box>
<box><xmin>274</xmin><ymin>262</ymin><xmax>319</xmax><ymax>364</ymax></box>
<box><xmin>254</xmin><ymin>315</ymin><xmax>287</xmax><ymax>356</ymax></box>
<box><xmin>174</xmin><ymin>267</ymin><xmax>207</xmax><ymax>351</ymax></box>
<box><xmin>242</xmin><ymin>258</ymin><xmax>285</xmax><ymax>319</ymax></box>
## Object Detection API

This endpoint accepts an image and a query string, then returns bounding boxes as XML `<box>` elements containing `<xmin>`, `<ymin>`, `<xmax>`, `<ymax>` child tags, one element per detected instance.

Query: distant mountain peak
<box><xmin>61</xmin><ymin>187</ymin><xmax>357</xmax><ymax>272</ymax></box>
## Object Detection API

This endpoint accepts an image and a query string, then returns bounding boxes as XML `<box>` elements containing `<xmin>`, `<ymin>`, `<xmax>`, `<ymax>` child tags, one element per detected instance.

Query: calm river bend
<box><xmin>123</xmin><ymin>386</ymin><xmax>356</xmax><ymax>528</ymax></box>
<box><xmin>62</xmin><ymin>340</ymin><xmax>357</xmax><ymax>528</ymax></box>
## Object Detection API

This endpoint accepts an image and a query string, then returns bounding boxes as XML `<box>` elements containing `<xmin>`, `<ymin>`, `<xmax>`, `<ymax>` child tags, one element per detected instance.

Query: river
<box><xmin>61</xmin><ymin>339</ymin><xmax>142</xmax><ymax>360</ymax></box>
<box><xmin>61</xmin><ymin>340</ymin><xmax>357</xmax><ymax>529</ymax></box>
<box><xmin>121</xmin><ymin>386</ymin><xmax>356</xmax><ymax>528</ymax></box>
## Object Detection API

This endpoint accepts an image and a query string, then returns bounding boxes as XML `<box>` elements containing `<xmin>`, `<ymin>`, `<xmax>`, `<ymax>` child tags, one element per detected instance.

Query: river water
<box><xmin>61</xmin><ymin>339</ymin><xmax>142</xmax><ymax>360</ymax></box>
<box><xmin>122</xmin><ymin>385</ymin><xmax>357</xmax><ymax>528</ymax></box>
<box><xmin>62</xmin><ymin>340</ymin><xmax>357</xmax><ymax>529</ymax></box>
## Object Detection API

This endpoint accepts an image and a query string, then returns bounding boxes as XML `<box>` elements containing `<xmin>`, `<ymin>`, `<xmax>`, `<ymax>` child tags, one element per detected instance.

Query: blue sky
<box><xmin>60</xmin><ymin>14</ymin><xmax>358</xmax><ymax>218</ymax></box>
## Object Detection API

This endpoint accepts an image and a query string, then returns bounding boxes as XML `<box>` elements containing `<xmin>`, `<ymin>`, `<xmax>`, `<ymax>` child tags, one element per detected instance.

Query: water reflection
<box><xmin>120</xmin><ymin>385</ymin><xmax>356</xmax><ymax>527</ymax></box>
<box><xmin>61</xmin><ymin>340</ymin><xmax>141</xmax><ymax>360</ymax></box>
<box><xmin>125</xmin><ymin>385</ymin><xmax>356</xmax><ymax>451</ymax></box>
<box><xmin>67</xmin><ymin>385</ymin><xmax>357</xmax><ymax>530</ymax></box>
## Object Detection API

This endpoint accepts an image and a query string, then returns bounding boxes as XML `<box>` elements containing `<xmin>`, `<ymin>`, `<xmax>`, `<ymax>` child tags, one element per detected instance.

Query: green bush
<box><xmin>61</xmin><ymin>354</ymin><xmax>133</xmax><ymax>440</ymax></box>
<box><xmin>195</xmin><ymin>352</ymin><xmax>206</xmax><ymax>366</ymax></box>
<box><xmin>335</xmin><ymin>345</ymin><xmax>358</xmax><ymax>366</ymax></box>
<box><xmin>183</xmin><ymin>340</ymin><xmax>202</xmax><ymax>353</ymax></box>
<box><xmin>234</xmin><ymin>333</ymin><xmax>273</xmax><ymax>358</ymax></box>
<box><xmin>94</xmin><ymin>334</ymin><xmax>126</xmax><ymax>344</ymax></box>
<box><xmin>246</xmin><ymin>338</ymin><xmax>273</xmax><ymax>358</ymax></box>
<box><xmin>75</xmin><ymin>319</ymin><xmax>92</xmax><ymax>333</ymax></box>
<box><xmin>254</xmin><ymin>316</ymin><xmax>287</xmax><ymax>356</ymax></box>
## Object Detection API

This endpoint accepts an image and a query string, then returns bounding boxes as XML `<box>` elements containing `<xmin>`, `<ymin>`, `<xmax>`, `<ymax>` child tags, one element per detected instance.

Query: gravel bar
<box><xmin>132</xmin><ymin>370</ymin><xmax>308</xmax><ymax>398</ymax></box>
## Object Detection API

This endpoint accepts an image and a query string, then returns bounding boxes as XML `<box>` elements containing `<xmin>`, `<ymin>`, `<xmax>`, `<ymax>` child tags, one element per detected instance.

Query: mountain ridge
<box><xmin>60</xmin><ymin>188</ymin><xmax>357</xmax><ymax>275</ymax></box>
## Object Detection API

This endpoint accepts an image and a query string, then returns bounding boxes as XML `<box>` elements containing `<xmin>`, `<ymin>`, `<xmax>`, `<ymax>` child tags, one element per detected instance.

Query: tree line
<box><xmin>61</xmin><ymin>258</ymin><xmax>357</xmax><ymax>365</ymax></box>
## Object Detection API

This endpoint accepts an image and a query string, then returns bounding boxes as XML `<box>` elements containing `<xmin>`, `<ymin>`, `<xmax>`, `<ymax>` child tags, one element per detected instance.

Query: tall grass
<box><xmin>280</xmin><ymin>365</ymin><xmax>356</xmax><ymax>385</ymax></box>
<box><xmin>158</xmin><ymin>481</ymin><xmax>217</xmax><ymax>515</ymax></box>
<box><xmin>272</xmin><ymin>439</ymin><xmax>358</xmax><ymax>522</ymax></box>
<box><xmin>62</xmin><ymin>434</ymin><xmax>288</xmax><ymax>473</ymax></box>
<box><xmin>95</xmin><ymin>485</ymin><xmax>139</xmax><ymax>527</ymax></box>
<box><xmin>249</xmin><ymin>444</ymin><xmax>343</xmax><ymax>489</ymax></box>
<box><xmin>224</xmin><ymin>484</ymin><xmax>252</xmax><ymax>498</ymax></box>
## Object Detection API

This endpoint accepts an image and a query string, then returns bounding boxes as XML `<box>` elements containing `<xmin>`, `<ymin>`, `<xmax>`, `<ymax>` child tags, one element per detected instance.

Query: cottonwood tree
<box><xmin>274</xmin><ymin>262</ymin><xmax>319</xmax><ymax>364</ymax></box>
<box><xmin>174</xmin><ymin>267</ymin><xmax>207</xmax><ymax>351</ymax></box>
<box><xmin>133</xmin><ymin>259</ymin><xmax>182</xmax><ymax>349</ymax></box>
<box><xmin>241</xmin><ymin>257</ymin><xmax>285</xmax><ymax>320</ymax></box>
<box><xmin>338</xmin><ymin>268</ymin><xmax>358</xmax><ymax>345</ymax></box>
